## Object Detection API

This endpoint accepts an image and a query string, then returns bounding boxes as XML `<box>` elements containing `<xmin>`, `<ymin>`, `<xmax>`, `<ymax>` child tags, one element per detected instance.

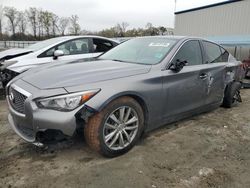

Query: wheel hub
<box><xmin>117</xmin><ymin>123</ymin><xmax>125</xmax><ymax>131</ymax></box>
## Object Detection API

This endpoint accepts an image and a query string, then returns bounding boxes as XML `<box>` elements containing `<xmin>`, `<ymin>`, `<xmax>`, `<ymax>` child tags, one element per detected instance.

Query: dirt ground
<box><xmin>0</xmin><ymin>90</ymin><xmax>250</xmax><ymax>188</ymax></box>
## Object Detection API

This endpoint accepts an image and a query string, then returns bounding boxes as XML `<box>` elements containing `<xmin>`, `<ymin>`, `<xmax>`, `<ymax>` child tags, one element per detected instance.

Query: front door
<box><xmin>162</xmin><ymin>40</ymin><xmax>207</xmax><ymax>120</ymax></box>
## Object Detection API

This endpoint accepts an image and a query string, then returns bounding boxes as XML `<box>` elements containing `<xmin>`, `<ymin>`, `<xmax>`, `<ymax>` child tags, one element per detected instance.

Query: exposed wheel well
<box><xmin>78</xmin><ymin>94</ymin><xmax>149</xmax><ymax>132</ymax></box>
<box><xmin>222</xmin><ymin>81</ymin><xmax>242</xmax><ymax>108</ymax></box>
<box><xmin>224</xmin><ymin>80</ymin><xmax>242</xmax><ymax>92</ymax></box>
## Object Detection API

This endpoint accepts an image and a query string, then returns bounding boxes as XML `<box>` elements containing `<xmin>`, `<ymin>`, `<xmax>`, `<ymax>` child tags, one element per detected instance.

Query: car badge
<box><xmin>9</xmin><ymin>92</ymin><xmax>14</xmax><ymax>102</ymax></box>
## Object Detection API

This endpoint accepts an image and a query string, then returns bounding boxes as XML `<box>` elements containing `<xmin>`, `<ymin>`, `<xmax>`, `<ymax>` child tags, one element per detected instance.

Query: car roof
<box><xmin>131</xmin><ymin>36</ymin><xmax>197</xmax><ymax>42</ymax></box>
<box><xmin>50</xmin><ymin>35</ymin><xmax>120</xmax><ymax>44</ymax></box>
<box><xmin>28</xmin><ymin>35</ymin><xmax>120</xmax><ymax>53</ymax></box>
<box><xmin>149</xmin><ymin>35</ymin><xmax>187</xmax><ymax>39</ymax></box>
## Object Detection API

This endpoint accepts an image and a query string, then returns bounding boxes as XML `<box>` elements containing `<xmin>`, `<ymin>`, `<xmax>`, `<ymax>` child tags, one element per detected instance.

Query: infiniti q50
<box><xmin>6</xmin><ymin>36</ymin><xmax>243</xmax><ymax>157</ymax></box>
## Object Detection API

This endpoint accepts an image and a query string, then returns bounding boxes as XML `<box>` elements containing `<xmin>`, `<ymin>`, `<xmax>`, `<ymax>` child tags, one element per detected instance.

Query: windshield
<box><xmin>26</xmin><ymin>37</ymin><xmax>69</xmax><ymax>51</ymax></box>
<box><xmin>99</xmin><ymin>37</ymin><xmax>178</xmax><ymax>65</ymax></box>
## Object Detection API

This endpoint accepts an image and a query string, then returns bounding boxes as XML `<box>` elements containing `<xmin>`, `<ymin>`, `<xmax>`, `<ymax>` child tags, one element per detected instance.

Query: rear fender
<box><xmin>225</xmin><ymin>61</ymin><xmax>243</xmax><ymax>86</ymax></box>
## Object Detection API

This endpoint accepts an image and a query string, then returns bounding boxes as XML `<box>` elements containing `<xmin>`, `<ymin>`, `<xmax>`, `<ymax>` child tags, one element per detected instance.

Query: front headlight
<box><xmin>36</xmin><ymin>89</ymin><xmax>100</xmax><ymax>111</ymax></box>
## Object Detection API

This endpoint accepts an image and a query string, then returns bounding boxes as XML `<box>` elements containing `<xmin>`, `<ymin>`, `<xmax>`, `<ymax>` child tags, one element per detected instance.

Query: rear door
<box><xmin>162</xmin><ymin>40</ymin><xmax>207</xmax><ymax>120</ymax></box>
<box><xmin>201</xmin><ymin>40</ymin><xmax>229</xmax><ymax>105</ymax></box>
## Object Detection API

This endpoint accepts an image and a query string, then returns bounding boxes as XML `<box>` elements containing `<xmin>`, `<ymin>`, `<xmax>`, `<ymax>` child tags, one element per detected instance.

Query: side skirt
<box><xmin>145</xmin><ymin>102</ymin><xmax>221</xmax><ymax>132</ymax></box>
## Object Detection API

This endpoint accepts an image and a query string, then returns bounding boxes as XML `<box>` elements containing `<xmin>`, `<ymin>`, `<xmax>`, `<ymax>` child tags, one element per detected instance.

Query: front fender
<box><xmin>86</xmin><ymin>90</ymin><xmax>148</xmax><ymax>112</ymax></box>
<box><xmin>100</xmin><ymin>91</ymin><xmax>147</xmax><ymax>112</ymax></box>
<box><xmin>7</xmin><ymin>65</ymin><xmax>38</xmax><ymax>73</ymax></box>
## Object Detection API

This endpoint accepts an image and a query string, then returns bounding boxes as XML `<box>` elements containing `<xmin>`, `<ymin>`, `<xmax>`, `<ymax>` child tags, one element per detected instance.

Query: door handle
<box><xmin>199</xmin><ymin>73</ymin><xmax>208</xmax><ymax>79</ymax></box>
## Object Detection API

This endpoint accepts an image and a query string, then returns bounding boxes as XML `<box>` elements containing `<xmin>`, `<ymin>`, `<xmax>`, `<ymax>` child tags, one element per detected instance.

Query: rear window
<box><xmin>220</xmin><ymin>47</ymin><xmax>229</xmax><ymax>62</ymax></box>
<box><xmin>203</xmin><ymin>41</ymin><xmax>229</xmax><ymax>63</ymax></box>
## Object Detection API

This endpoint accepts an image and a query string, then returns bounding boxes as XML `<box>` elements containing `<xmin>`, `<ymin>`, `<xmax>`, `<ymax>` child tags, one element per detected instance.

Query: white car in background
<box><xmin>0</xmin><ymin>36</ymin><xmax>119</xmax><ymax>88</ymax></box>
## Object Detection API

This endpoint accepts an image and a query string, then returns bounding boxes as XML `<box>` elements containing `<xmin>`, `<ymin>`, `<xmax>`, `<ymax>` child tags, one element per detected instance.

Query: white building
<box><xmin>174</xmin><ymin>0</ymin><xmax>250</xmax><ymax>37</ymax></box>
<box><xmin>174</xmin><ymin>0</ymin><xmax>250</xmax><ymax>60</ymax></box>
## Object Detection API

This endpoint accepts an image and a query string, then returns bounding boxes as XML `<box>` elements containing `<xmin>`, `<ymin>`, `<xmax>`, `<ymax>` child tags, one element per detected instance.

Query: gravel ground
<box><xmin>0</xmin><ymin>89</ymin><xmax>250</xmax><ymax>188</ymax></box>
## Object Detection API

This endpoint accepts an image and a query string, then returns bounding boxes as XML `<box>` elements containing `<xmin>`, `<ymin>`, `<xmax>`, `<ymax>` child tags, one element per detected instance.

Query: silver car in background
<box><xmin>6</xmin><ymin>36</ymin><xmax>243</xmax><ymax>157</ymax></box>
<box><xmin>0</xmin><ymin>36</ymin><xmax>119</xmax><ymax>88</ymax></box>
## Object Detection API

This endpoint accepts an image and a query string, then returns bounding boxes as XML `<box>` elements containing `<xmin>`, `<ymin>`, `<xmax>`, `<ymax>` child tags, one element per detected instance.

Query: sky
<box><xmin>0</xmin><ymin>0</ymin><xmax>229</xmax><ymax>31</ymax></box>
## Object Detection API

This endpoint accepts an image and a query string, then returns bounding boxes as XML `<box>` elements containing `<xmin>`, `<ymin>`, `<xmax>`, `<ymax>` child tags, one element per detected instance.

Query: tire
<box><xmin>246</xmin><ymin>70</ymin><xmax>250</xmax><ymax>78</ymax></box>
<box><xmin>84</xmin><ymin>96</ymin><xmax>144</xmax><ymax>157</ymax></box>
<box><xmin>222</xmin><ymin>82</ymin><xmax>242</xmax><ymax>108</ymax></box>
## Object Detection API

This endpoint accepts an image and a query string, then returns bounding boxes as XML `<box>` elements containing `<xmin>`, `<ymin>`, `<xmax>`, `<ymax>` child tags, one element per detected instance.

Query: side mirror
<box><xmin>53</xmin><ymin>50</ymin><xmax>64</xmax><ymax>60</ymax></box>
<box><xmin>170</xmin><ymin>59</ymin><xmax>188</xmax><ymax>72</ymax></box>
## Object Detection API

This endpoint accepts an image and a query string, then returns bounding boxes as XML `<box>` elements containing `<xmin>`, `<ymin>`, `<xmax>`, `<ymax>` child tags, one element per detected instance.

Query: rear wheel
<box><xmin>246</xmin><ymin>70</ymin><xmax>250</xmax><ymax>78</ymax></box>
<box><xmin>84</xmin><ymin>97</ymin><xmax>144</xmax><ymax>157</ymax></box>
<box><xmin>222</xmin><ymin>82</ymin><xmax>242</xmax><ymax>108</ymax></box>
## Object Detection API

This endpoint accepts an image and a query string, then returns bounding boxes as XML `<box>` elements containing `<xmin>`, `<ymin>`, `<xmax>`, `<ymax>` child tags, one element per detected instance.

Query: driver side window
<box><xmin>172</xmin><ymin>40</ymin><xmax>203</xmax><ymax>66</ymax></box>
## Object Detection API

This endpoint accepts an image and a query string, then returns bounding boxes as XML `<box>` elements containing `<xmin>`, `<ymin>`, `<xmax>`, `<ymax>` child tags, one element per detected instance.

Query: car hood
<box><xmin>21</xmin><ymin>60</ymin><xmax>151</xmax><ymax>89</ymax></box>
<box><xmin>0</xmin><ymin>48</ymin><xmax>32</xmax><ymax>61</ymax></box>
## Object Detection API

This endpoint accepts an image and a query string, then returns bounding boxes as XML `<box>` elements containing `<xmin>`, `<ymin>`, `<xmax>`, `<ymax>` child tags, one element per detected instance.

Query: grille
<box><xmin>9</xmin><ymin>87</ymin><xmax>27</xmax><ymax>114</ymax></box>
<box><xmin>18</xmin><ymin>125</ymin><xmax>34</xmax><ymax>138</ymax></box>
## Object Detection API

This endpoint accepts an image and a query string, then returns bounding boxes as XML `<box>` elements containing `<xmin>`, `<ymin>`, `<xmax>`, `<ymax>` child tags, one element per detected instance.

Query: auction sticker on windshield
<box><xmin>149</xmin><ymin>42</ymin><xmax>170</xmax><ymax>47</ymax></box>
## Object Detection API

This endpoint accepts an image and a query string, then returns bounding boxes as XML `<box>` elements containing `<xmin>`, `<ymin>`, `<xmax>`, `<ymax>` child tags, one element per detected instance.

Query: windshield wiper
<box><xmin>98</xmin><ymin>58</ymin><xmax>141</xmax><ymax>64</ymax></box>
<box><xmin>111</xmin><ymin>59</ymin><xmax>126</xmax><ymax>62</ymax></box>
<box><xmin>98</xmin><ymin>58</ymin><xmax>126</xmax><ymax>62</ymax></box>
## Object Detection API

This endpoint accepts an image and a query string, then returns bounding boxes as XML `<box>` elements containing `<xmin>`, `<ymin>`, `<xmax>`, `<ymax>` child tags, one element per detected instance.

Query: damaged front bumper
<box><xmin>0</xmin><ymin>69</ymin><xmax>19</xmax><ymax>89</ymax></box>
<box><xmin>6</xmin><ymin>80</ymin><xmax>95</xmax><ymax>145</ymax></box>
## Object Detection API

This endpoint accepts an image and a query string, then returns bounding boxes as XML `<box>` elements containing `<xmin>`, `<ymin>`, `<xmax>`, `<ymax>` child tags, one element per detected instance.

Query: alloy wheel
<box><xmin>103</xmin><ymin>106</ymin><xmax>139</xmax><ymax>150</ymax></box>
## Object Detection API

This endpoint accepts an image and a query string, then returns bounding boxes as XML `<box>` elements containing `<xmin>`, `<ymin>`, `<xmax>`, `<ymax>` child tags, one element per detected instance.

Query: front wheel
<box><xmin>84</xmin><ymin>97</ymin><xmax>144</xmax><ymax>157</ymax></box>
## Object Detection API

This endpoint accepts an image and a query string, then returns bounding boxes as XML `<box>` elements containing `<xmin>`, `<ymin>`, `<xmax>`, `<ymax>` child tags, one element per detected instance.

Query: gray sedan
<box><xmin>6</xmin><ymin>36</ymin><xmax>243</xmax><ymax>157</ymax></box>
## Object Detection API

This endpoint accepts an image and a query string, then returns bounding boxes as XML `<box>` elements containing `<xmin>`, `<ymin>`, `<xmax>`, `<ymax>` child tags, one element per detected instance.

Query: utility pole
<box><xmin>173</xmin><ymin>0</ymin><xmax>177</xmax><ymax>35</ymax></box>
<box><xmin>174</xmin><ymin>0</ymin><xmax>177</xmax><ymax>12</ymax></box>
<box><xmin>0</xmin><ymin>4</ymin><xmax>3</xmax><ymax>39</ymax></box>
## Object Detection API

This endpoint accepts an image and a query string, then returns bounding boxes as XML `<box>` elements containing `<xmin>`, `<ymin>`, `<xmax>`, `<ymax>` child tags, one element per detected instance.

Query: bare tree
<box><xmin>58</xmin><ymin>17</ymin><xmax>69</xmax><ymax>35</ymax></box>
<box><xmin>26</xmin><ymin>7</ymin><xmax>38</xmax><ymax>38</ymax></box>
<box><xmin>145</xmin><ymin>22</ymin><xmax>158</xmax><ymax>36</ymax></box>
<box><xmin>0</xmin><ymin>5</ymin><xmax>173</xmax><ymax>40</ymax></box>
<box><xmin>37</xmin><ymin>9</ymin><xmax>44</xmax><ymax>39</ymax></box>
<box><xmin>120</xmin><ymin>22</ymin><xmax>129</xmax><ymax>33</ymax></box>
<box><xmin>51</xmin><ymin>13</ymin><xmax>59</xmax><ymax>36</ymax></box>
<box><xmin>17</xmin><ymin>11</ymin><xmax>27</xmax><ymax>35</ymax></box>
<box><xmin>145</xmin><ymin>22</ymin><xmax>153</xmax><ymax>29</ymax></box>
<box><xmin>114</xmin><ymin>24</ymin><xmax>122</xmax><ymax>37</ymax></box>
<box><xmin>69</xmin><ymin>15</ymin><xmax>81</xmax><ymax>35</ymax></box>
<box><xmin>115</xmin><ymin>22</ymin><xmax>129</xmax><ymax>37</ymax></box>
<box><xmin>4</xmin><ymin>6</ymin><xmax>20</xmax><ymax>37</ymax></box>
<box><xmin>41</xmin><ymin>10</ymin><xmax>52</xmax><ymax>37</ymax></box>
<box><xmin>0</xmin><ymin>5</ymin><xmax>3</xmax><ymax>38</ymax></box>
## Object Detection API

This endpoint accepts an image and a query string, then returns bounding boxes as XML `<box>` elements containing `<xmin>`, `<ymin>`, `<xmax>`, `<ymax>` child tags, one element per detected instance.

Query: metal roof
<box><xmin>206</xmin><ymin>35</ymin><xmax>250</xmax><ymax>46</ymax></box>
<box><xmin>175</xmin><ymin>0</ymin><xmax>242</xmax><ymax>15</ymax></box>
